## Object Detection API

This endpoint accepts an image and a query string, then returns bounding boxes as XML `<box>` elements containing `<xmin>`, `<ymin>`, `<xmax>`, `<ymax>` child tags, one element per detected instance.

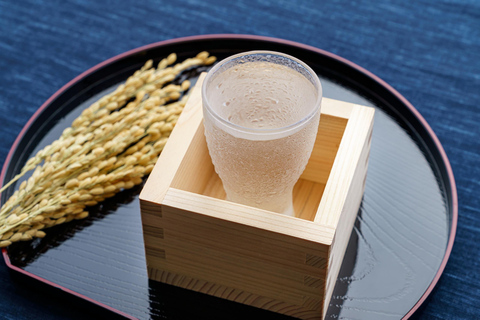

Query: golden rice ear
<box><xmin>0</xmin><ymin>52</ymin><xmax>216</xmax><ymax>246</ymax></box>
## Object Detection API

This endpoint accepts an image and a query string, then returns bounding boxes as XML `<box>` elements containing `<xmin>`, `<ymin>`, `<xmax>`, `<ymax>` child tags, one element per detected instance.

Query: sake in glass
<box><xmin>202</xmin><ymin>51</ymin><xmax>322</xmax><ymax>216</ymax></box>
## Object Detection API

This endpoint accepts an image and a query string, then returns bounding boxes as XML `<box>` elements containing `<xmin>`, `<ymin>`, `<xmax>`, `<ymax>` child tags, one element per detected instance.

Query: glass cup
<box><xmin>202</xmin><ymin>51</ymin><xmax>322</xmax><ymax>216</ymax></box>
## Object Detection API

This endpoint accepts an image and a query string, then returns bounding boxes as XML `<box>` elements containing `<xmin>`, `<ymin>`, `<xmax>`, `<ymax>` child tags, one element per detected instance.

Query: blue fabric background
<box><xmin>0</xmin><ymin>0</ymin><xmax>479</xmax><ymax>319</ymax></box>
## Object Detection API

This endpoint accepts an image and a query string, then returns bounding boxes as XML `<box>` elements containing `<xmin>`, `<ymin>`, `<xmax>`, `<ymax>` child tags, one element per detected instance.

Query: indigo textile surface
<box><xmin>0</xmin><ymin>0</ymin><xmax>479</xmax><ymax>319</ymax></box>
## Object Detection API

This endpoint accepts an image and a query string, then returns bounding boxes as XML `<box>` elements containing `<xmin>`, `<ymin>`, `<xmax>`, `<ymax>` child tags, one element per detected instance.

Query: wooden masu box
<box><xmin>140</xmin><ymin>73</ymin><xmax>374</xmax><ymax>320</ymax></box>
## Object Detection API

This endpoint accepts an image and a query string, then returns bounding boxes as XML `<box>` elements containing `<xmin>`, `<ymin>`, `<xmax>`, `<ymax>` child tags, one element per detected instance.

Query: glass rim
<box><xmin>202</xmin><ymin>50</ymin><xmax>322</xmax><ymax>139</ymax></box>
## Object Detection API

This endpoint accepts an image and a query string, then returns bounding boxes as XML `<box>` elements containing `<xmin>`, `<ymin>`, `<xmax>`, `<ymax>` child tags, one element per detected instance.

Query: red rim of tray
<box><xmin>0</xmin><ymin>34</ymin><xmax>458</xmax><ymax>320</ymax></box>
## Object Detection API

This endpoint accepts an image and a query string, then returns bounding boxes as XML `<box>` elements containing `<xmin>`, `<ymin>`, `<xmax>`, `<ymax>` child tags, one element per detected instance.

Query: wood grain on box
<box><xmin>140</xmin><ymin>73</ymin><xmax>374</xmax><ymax>320</ymax></box>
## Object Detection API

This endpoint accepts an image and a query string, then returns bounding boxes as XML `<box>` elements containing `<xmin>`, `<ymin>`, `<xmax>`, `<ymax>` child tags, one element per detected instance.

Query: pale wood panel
<box><xmin>293</xmin><ymin>179</ymin><xmax>326</xmax><ymax>221</ymax></box>
<box><xmin>315</xmin><ymin>106</ymin><xmax>375</xmax><ymax>227</ymax></box>
<box><xmin>148</xmin><ymin>254</ymin><xmax>308</xmax><ymax>305</ymax></box>
<box><xmin>142</xmin><ymin>216</ymin><xmax>330</xmax><ymax>276</ymax></box>
<box><xmin>171</xmin><ymin>122</ymin><xmax>216</xmax><ymax>194</ymax></box>
<box><xmin>199</xmin><ymin>166</ymin><xmax>326</xmax><ymax>221</ymax></box>
<box><xmin>148</xmin><ymin>268</ymin><xmax>323</xmax><ymax>320</ymax></box>
<box><xmin>140</xmin><ymin>209</ymin><xmax>163</xmax><ymax>228</ymax></box>
<box><xmin>301</xmin><ymin>114</ymin><xmax>348</xmax><ymax>184</ymax></box>
<box><xmin>293</xmin><ymin>179</ymin><xmax>314</xmax><ymax>217</ymax></box>
<box><xmin>321</xmin><ymin>97</ymin><xmax>354</xmax><ymax>118</ymax></box>
<box><xmin>143</xmin><ymin>224</ymin><xmax>328</xmax><ymax>279</ymax></box>
<box><xmin>316</xmin><ymin>106</ymin><xmax>374</xmax><ymax>318</ymax></box>
<box><xmin>139</xmin><ymin>200</ymin><xmax>164</xmax><ymax>217</ymax></box>
<box><xmin>163</xmin><ymin>188</ymin><xmax>335</xmax><ymax>248</ymax></box>
<box><xmin>322</xmin><ymin>113</ymin><xmax>374</xmax><ymax>317</ymax></box>
<box><xmin>147</xmin><ymin>239</ymin><xmax>325</xmax><ymax>301</ymax></box>
<box><xmin>202</xmin><ymin>171</ymin><xmax>227</xmax><ymax>199</ymax></box>
<box><xmin>139</xmin><ymin>73</ymin><xmax>206</xmax><ymax>205</ymax></box>
<box><xmin>299</xmin><ymin>182</ymin><xmax>326</xmax><ymax>221</ymax></box>
<box><xmin>149</xmin><ymin>228</ymin><xmax>327</xmax><ymax>275</ymax></box>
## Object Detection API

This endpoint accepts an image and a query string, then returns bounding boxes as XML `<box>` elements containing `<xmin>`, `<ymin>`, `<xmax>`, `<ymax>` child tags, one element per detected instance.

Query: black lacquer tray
<box><xmin>1</xmin><ymin>35</ymin><xmax>457</xmax><ymax>320</ymax></box>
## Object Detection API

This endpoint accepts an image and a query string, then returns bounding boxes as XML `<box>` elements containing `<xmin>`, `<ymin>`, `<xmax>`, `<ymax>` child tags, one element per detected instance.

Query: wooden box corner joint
<box><xmin>140</xmin><ymin>73</ymin><xmax>374</xmax><ymax>320</ymax></box>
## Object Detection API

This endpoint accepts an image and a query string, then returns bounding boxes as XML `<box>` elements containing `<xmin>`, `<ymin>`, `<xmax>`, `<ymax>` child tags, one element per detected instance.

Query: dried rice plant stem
<box><xmin>0</xmin><ymin>52</ymin><xmax>216</xmax><ymax>247</ymax></box>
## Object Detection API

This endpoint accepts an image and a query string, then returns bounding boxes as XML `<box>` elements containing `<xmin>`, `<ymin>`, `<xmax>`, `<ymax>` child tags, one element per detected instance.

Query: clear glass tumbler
<box><xmin>202</xmin><ymin>51</ymin><xmax>322</xmax><ymax>216</ymax></box>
